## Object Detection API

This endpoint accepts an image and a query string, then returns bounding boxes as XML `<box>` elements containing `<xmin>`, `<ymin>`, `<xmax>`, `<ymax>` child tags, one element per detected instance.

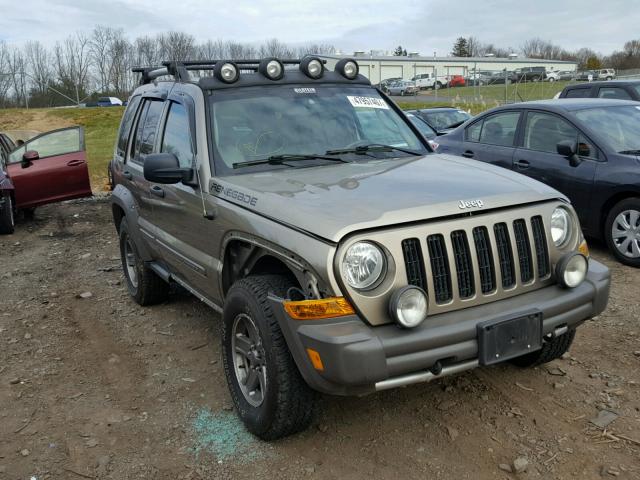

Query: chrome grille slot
<box><xmin>401</xmin><ymin>238</ymin><xmax>427</xmax><ymax>290</ymax></box>
<box><xmin>494</xmin><ymin>223</ymin><xmax>516</xmax><ymax>288</ymax></box>
<box><xmin>451</xmin><ymin>230</ymin><xmax>475</xmax><ymax>299</ymax></box>
<box><xmin>473</xmin><ymin>226</ymin><xmax>496</xmax><ymax>294</ymax></box>
<box><xmin>531</xmin><ymin>216</ymin><xmax>550</xmax><ymax>278</ymax></box>
<box><xmin>513</xmin><ymin>219</ymin><xmax>533</xmax><ymax>283</ymax></box>
<box><xmin>426</xmin><ymin>234</ymin><xmax>452</xmax><ymax>304</ymax></box>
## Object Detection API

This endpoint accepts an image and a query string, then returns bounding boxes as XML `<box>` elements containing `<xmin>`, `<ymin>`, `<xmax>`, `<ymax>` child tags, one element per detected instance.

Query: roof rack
<box><xmin>133</xmin><ymin>58</ymin><xmax>327</xmax><ymax>85</ymax></box>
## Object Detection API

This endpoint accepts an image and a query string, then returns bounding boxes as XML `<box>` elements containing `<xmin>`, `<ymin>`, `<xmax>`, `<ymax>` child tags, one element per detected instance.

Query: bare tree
<box><xmin>159</xmin><ymin>32</ymin><xmax>196</xmax><ymax>61</ymax></box>
<box><xmin>25</xmin><ymin>41</ymin><xmax>50</xmax><ymax>96</ymax></box>
<box><xmin>90</xmin><ymin>25</ymin><xmax>115</xmax><ymax>92</ymax></box>
<box><xmin>54</xmin><ymin>32</ymin><xmax>92</xmax><ymax>103</ymax></box>
<box><xmin>134</xmin><ymin>36</ymin><xmax>160</xmax><ymax>66</ymax></box>
<box><xmin>6</xmin><ymin>46</ymin><xmax>28</xmax><ymax>107</ymax></box>
<box><xmin>0</xmin><ymin>41</ymin><xmax>13</xmax><ymax>107</ymax></box>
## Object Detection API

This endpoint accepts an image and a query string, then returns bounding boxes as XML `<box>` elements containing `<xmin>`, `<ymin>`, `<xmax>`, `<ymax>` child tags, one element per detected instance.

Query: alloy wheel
<box><xmin>612</xmin><ymin>209</ymin><xmax>640</xmax><ymax>258</ymax></box>
<box><xmin>232</xmin><ymin>313</ymin><xmax>267</xmax><ymax>407</ymax></box>
<box><xmin>123</xmin><ymin>237</ymin><xmax>139</xmax><ymax>288</ymax></box>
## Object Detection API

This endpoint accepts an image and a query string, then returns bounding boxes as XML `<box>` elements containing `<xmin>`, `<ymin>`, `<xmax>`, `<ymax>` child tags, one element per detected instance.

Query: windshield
<box><xmin>209</xmin><ymin>86</ymin><xmax>428</xmax><ymax>174</ymax></box>
<box><xmin>574</xmin><ymin>105</ymin><xmax>640</xmax><ymax>153</ymax></box>
<box><xmin>405</xmin><ymin>114</ymin><xmax>437</xmax><ymax>139</ymax></box>
<box><xmin>418</xmin><ymin>109</ymin><xmax>471</xmax><ymax>130</ymax></box>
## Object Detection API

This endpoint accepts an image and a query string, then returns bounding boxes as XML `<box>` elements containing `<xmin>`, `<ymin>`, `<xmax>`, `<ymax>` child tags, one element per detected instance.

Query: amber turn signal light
<box><xmin>283</xmin><ymin>297</ymin><xmax>355</xmax><ymax>320</ymax></box>
<box><xmin>578</xmin><ymin>239</ymin><xmax>590</xmax><ymax>258</ymax></box>
<box><xmin>306</xmin><ymin>348</ymin><xmax>324</xmax><ymax>371</ymax></box>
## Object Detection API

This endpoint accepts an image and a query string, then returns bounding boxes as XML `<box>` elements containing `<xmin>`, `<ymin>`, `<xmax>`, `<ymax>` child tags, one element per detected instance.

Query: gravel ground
<box><xmin>1</xmin><ymin>198</ymin><xmax>639</xmax><ymax>480</ymax></box>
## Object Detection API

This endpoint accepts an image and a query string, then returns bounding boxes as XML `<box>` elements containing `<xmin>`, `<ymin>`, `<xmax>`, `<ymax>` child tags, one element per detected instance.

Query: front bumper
<box><xmin>270</xmin><ymin>260</ymin><xmax>610</xmax><ymax>396</ymax></box>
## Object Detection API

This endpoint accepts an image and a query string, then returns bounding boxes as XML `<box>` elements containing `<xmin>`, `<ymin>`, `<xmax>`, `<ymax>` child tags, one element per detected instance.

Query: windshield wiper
<box><xmin>233</xmin><ymin>154</ymin><xmax>349</xmax><ymax>169</ymax></box>
<box><xmin>618</xmin><ymin>149</ymin><xmax>640</xmax><ymax>155</ymax></box>
<box><xmin>325</xmin><ymin>144</ymin><xmax>422</xmax><ymax>156</ymax></box>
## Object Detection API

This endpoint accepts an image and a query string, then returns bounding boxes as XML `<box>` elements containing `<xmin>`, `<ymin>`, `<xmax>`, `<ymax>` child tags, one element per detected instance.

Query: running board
<box><xmin>374</xmin><ymin>359</ymin><xmax>479</xmax><ymax>391</ymax></box>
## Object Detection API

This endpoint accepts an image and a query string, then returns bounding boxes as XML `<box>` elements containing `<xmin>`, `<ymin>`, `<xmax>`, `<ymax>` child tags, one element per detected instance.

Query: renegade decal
<box><xmin>210</xmin><ymin>183</ymin><xmax>258</xmax><ymax>207</ymax></box>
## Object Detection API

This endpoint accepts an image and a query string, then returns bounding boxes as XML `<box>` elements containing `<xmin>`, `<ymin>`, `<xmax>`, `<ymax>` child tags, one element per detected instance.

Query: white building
<box><xmin>319</xmin><ymin>53</ymin><xmax>578</xmax><ymax>84</ymax></box>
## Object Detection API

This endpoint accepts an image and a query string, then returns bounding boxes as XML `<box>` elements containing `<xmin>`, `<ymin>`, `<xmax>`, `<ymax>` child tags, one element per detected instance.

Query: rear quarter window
<box><xmin>116</xmin><ymin>96</ymin><xmax>141</xmax><ymax>158</ymax></box>
<box><xmin>564</xmin><ymin>88</ymin><xmax>592</xmax><ymax>98</ymax></box>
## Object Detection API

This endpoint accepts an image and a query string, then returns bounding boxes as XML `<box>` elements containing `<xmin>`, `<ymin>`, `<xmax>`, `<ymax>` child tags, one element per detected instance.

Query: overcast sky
<box><xmin>0</xmin><ymin>0</ymin><xmax>637</xmax><ymax>55</ymax></box>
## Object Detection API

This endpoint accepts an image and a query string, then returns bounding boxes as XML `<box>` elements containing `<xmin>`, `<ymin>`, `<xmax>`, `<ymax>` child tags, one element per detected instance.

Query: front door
<box><xmin>6</xmin><ymin>127</ymin><xmax>91</xmax><ymax>209</ymax></box>
<box><xmin>146</xmin><ymin>99</ymin><xmax>219</xmax><ymax>299</ymax></box>
<box><xmin>458</xmin><ymin>111</ymin><xmax>521</xmax><ymax>169</ymax></box>
<box><xmin>512</xmin><ymin>110</ymin><xmax>598</xmax><ymax>228</ymax></box>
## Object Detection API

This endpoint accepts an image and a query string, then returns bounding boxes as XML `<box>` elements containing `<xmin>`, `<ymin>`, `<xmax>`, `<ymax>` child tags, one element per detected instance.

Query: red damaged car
<box><xmin>0</xmin><ymin>127</ymin><xmax>92</xmax><ymax>234</ymax></box>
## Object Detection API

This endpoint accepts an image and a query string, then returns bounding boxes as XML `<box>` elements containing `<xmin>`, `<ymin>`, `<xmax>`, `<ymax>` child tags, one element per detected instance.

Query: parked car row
<box><xmin>437</xmin><ymin>98</ymin><xmax>640</xmax><ymax>266</ymax></box>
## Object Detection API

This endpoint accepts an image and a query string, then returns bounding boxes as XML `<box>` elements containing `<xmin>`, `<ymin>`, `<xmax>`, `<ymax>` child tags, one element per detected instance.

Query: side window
<box><xmin>116</xmin><ymin>96</ymin><xmax>141</xmax><ymax>158</ymax></box>
<box><xmin>466</xmin><ymin>120</ymin><xmax>483</xmax><ymax>142</ymax></box>
<box><xmin>565</xmin><ymin>88</ymin><xmax>591</xmax><ymax>98</ymax></box>
<box><xmin>161</xmin><ymin>102</ymin><xmax>194</xmax><ymax>169</ymax></box>
<box><xmin>478</xmin><ymin>112</ymin><xmax>520</xmax><ymax>147</ymax></box>
<box><xmin>139</xmin><ymin>100</ymin><xmax>164</xmax><ymax>156</ymax></box>
<box><xmin>598</xmin><ymin>87</ymin><xmax>632</xmax><ymax>100</ymax></box>
<box><xmin>524</xmin><ymin>112</ymin><xmax>578</xmax><ymax>154</ymax></box>
<box><xmin>8</xmin><ymin>128</ymin><xmax>81</xmax><ymax>163</ymax></box>
<box><xmin>130</xmin><ymin>101</ymin><xmax>150</xmax><ymax>162</ymax></box>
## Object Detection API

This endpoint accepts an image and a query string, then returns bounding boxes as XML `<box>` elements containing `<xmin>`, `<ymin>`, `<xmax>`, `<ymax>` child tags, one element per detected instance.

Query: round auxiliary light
<box><xmin>555</xmin><ymin>252</ymin><xmax>588</xmax><ymax>288</ymax></box>
<box><xmin>259</xmin><ymin>58</ymin><xmax>284</xmax><ymax>80</ymax></box>
<box><xmin>214</xmin><ymin>61</ymin><xmax>239</xmax><ymax>83</ymax></box>
<box><xmin>300</xmin><ymin>56</ymin><xmax>324</xmax><ymax>79</ymax></box>
<box><xmin>389</xmin><ymin>286</ymin><xmax>429</xmax><ymax>328</ymax></box>
<box><xmin>342</xmin><ymin>241</ymin><xmax>386</xmax><ymax>290</ymax></box>
<box><xmin>336</xmin><ymin>58</ymin><xmax>359</xmax><ymax>79</ymax></box>
<box><xmin>551</xmin><ymin>206</ymin><xmax>573</xmax><ymax>247</ymax></box>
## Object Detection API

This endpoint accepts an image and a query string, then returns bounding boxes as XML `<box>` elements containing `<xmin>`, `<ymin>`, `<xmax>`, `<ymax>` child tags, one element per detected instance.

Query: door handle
<box><xmin>123</xmin><ymin>170</ymin><xmax>133</xmax><ymax>180</ymax></box>
<box><xmin>67</xmin><ymin>159</ymin><xmax>85</xmax><ymax>167</ymax></box>
<box><xmin>514</xmin><ymin>159</ymin><xmax>530</xmax><ymax>169</ymax></box>
<box><xmin>462</xmin><ymin>150</ymin><xmax>474</xmax><ymax>158</ymax></box>
<box><xmin>150</xmin><ymin>185</ymin><xmax>165</xmax><ymax>198</ymax></box>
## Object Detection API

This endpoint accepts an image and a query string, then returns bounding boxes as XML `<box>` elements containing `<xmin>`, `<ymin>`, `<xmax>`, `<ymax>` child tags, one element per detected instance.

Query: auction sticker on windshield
<box><xmin>347</xmin><ymin>96</ymin><xmax>389</xmax><ymax>109</ymax></box>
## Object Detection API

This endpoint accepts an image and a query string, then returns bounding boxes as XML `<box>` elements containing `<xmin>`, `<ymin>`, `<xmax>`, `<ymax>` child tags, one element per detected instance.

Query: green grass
<box><xmin>422</xmin><ymin>80</ymin><xmax>571</xmax><ymax>103</ymax></box>
<box><xmin>46</xmin><ymin>107</ymin><xmax>124</xmax><ymax>189</ymax></box>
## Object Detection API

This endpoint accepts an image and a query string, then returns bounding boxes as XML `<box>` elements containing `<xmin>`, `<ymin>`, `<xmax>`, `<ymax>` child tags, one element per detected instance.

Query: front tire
<box><xmin>511</xmin><ymin>330</ymin><xmax>575</xmax><ymax>367</ymax></box>
<box><xmin>119</xmin><ymin>219</ymin><xmax>169</xmax><ymax>305</ymax></box>
<box><xmin>605</xmin><ymin>198</ymin><xmax>640</xmax><ymax>267</ymax></box>
<box><xmin>0</xmin><ymin>193</ymin><xmax>15</xmax><ymax>234</ymax></box>
<box><xmin>222</xmin><ymin>275</ymin><xmax>315</xmax><ymax>440</ymax></box>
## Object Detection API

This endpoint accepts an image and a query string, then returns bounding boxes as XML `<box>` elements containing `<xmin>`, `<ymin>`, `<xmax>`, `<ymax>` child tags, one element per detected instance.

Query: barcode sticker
<box><xmin>347</xmin><ymin>96</ymin><xmax>389</xmax><ymax>109</ymax></box>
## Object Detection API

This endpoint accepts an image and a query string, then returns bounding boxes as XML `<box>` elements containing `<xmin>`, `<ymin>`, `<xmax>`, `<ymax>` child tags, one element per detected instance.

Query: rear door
<box><xmin>456</xmin><ymin>110</ymin><xmax>522</xmax><ymax>169</ymax></box>
<box><xmin>512</xmin><ymin>110</ymin><xmax>598</xmax><ymax>227</ymax></box>
<box><xmin>6</xmin><ymin>127</ymin><xmax>91</xmax><ymax>209</ymax></box>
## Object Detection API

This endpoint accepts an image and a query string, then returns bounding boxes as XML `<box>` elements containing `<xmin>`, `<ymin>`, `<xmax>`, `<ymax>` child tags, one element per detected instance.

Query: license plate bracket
<box><xmin>477</xmin><ymin>312</ymin><xmax>543</xmax><ymax>366</ymax></box>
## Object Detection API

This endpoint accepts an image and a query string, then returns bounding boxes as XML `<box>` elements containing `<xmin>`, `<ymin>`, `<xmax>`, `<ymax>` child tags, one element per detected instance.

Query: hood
<box><xmin>214</xmin><ymin>154</ymin><xmax>564</xmax><ymax>243</ymax></box>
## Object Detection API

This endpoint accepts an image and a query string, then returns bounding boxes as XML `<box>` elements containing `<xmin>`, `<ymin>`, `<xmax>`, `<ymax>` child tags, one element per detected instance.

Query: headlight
<box><xmin>556</xmin><ymin>252</ymin><xmax>588</xmax><ymax>288</ymax></box>
<box><xmin>342</xmin><ymin>241</ymin><xmax>386</xmax><ymax>290</ymax></box>
<box><xmin>258</xmin><ymin>58</ymin><xmax>284</xmax><ymax>80</ymax></box>
<box><xmin>335</xmin><ymin>58</ymin><xmax>359</xmax><ymax>79</ymax></box>
<box><xmin>300</xmin><ymin>57</ymin><xmax>324</xmax><ymax>79</ymax></box>
<box><xmin>389</xmin><ymin>286</ymin><xmax>428</xmax><ymax>328</ymax></box>
<box><xmin>551</xmin><ymin>207</ymin><xmax>573</xmax><ymax>247</ymax></box>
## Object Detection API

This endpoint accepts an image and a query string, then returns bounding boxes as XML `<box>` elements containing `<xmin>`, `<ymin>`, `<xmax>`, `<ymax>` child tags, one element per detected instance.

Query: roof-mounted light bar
<box><xmin>300</xmin><ymin>56</ymin><xmax>324</xmax><ymax>79</ymax></box>
<box><xmin>335</xmin><ymin>58</ymin><xmax>359</xmax><ymax>79</ymax></box>
<box><xmin>258</xmin><ymin>58</ymin><xmax>285</xmax><ymax>80</ymax></box>
<box><xmin>214</xmin><ymin>61</ymin><xmax>240</xmax><ymax>83</ymax></box>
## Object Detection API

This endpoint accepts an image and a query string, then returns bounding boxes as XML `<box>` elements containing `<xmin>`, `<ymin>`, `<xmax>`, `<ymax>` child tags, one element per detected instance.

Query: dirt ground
<box><xmin>1</xmin><ymin>198</ymin><xmax>639</xmax><ymax>480</ymax></box>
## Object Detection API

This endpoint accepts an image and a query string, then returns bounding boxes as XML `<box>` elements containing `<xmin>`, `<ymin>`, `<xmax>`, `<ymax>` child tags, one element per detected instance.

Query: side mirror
<box><xmin>22</xmin><ymin>150</ymin><xmax>39</xmax><ymax>169</ymax></box>
<box><xmin>143</xmin><ymin>153</ymin><xmax>193</xmax><ymax>184</ymax></box>
<box><xmin>556</xmin><ymin>140</ymin><xmax>581</xmax><ymax>167</ymax></box>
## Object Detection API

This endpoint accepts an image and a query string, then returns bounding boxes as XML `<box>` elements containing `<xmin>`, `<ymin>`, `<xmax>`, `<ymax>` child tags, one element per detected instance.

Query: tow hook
<box><xmin>429</xmin><ymin>361</ymin><xmax>443</xmax><ymax>376</ymax></box>
<box><xmin>547</xmin><ymin>325</ymin><xmax>569</xmax><ymax>340</ymax></box>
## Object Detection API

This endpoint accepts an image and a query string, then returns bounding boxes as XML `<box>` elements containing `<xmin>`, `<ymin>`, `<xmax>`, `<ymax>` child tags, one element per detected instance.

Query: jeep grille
<box><xmin>403</xmin><ymin>216</ymin><xmax>551</xmax><ymax>305</ymax></box>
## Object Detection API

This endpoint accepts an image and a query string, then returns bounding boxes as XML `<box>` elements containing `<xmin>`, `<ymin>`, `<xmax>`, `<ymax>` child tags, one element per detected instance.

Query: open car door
<box><xmin>6</xmin><ymin>127</ymin><xmax>91</xmax><ymax>209</ymax></box>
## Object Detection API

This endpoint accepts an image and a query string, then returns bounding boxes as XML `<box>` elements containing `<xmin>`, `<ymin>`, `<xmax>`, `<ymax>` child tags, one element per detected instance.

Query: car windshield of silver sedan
<box><xmin>419</xmin><ymin>109</ymin><xmax>472</xmax><ymax>130</ymax></box>
<box><xmin>209</xmin><ymin>86</ymin><xmax>428</xmax><ymax>174</ymax></box>
<box><xmin>574</xmin><ymin>105</ymin><xmax>640</xmax><ymax>153</ymax></box>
